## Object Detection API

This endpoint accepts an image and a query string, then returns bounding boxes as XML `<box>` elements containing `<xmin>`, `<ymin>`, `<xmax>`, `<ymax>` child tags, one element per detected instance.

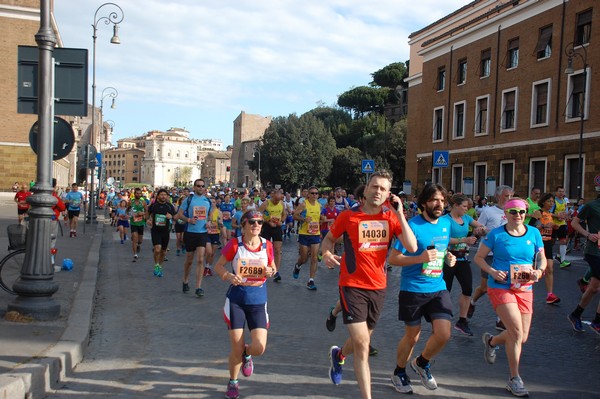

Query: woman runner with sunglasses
<box><xmin>474</xmin><ymin>198</ymin><xmax>546</xmax><ymax>397</ymax></box>
<box><xmin>214</xmin><ymin>210</ymin><xmax>276</xmax><ymax>399</ymax></box>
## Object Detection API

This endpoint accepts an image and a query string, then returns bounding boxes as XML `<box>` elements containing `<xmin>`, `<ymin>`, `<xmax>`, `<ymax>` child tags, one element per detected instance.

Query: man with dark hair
<box><xmin>388</xmin><ymin>183</ymin><xmax>456</xmax><ymax>394</ymax></box>
<box><xmin>323</xmin><ymin>170</ymin><xmax>416</xmax><ymax>399</ymax></box>
<box><xmin>147</xmin><ymin>188</ymin><xmax>176</xmax><ymax>278</ymax></box>
<box><xmin>130</xmin><ymin>187</ymin><xmax>148</xmax><ymax>262</ymax></box>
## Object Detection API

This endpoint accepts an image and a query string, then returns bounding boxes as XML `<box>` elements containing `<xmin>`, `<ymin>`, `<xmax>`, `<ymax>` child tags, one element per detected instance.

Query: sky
<box><xmin>53</xmin><ymin>0</ymin><xmax>470</xmax><ymax>147</ymax></box>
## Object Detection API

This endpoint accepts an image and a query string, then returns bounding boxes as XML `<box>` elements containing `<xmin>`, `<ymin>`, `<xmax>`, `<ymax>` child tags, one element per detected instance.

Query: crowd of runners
<box><xmin>16</xmin><ymin>176</ymin><xmax>600</xmax><ymax>399</ymax></box>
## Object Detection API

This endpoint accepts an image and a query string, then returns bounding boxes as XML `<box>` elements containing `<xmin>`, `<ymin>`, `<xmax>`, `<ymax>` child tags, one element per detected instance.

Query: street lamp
<box><xmin>254</xmin><ymin>144</ymin><xmax>261</xmax><ymax>189</ymax></box>
<box><xmin>88</xmin><ymin>3</ymin><xmax>123</xmax><ymax>223</ymax></box>
<box><xmin>564</xmin><ymin>42</ymin><xmax>587</xmax><ymax>201</ymax></box>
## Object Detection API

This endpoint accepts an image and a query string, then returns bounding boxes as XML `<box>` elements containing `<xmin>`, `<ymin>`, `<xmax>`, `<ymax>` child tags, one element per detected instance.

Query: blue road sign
<box><xmin>433</xmin><ymin>151</ymin><xmax>449</xmax><ymax>168</ymax></box>
<box><xmin>362</xmin><ymin>159</ymin><xmax>375</xmax><ymax>173</ymax></box>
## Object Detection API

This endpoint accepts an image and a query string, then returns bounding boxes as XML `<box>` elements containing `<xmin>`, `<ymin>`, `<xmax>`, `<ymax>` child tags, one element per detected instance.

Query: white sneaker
<box><xmin>410</xmin><ymin>358</ymin><xmax>437</xmax><ymax>390</ymax></box>
<box><xmin>506</xmin><ymin>376</ymin><xmax>529</xmax><ymax>397</ymax></box>
<box><xmin>391</xmin><ymin>373</ymin><xmax>413</xmax><ymax>393</ymax></box>
<box><xmin>482</xmin><ymin>332</ymin><xmax>498</xmax><ymax>364</ymax></box>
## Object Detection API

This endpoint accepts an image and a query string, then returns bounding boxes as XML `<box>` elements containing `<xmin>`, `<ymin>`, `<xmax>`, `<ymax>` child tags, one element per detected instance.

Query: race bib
<box><xmin>235</xmin><ymin>258</ymin><xmax>267</xmax><ymax>286</ymax></box>
<box><xmin>270</xmin><ymin>216</ymin><xmax>281</xmax><ymax>224</ymax></box>
<box><xmin>358</xmin><ymin>220</ymin><xmax>389</xmax><ymax>252</ymax></box>
<box><xmin>193</xmin><ymin>206</ymin><xmax>207</xmax><ymax>220</ymax></box>
<box><xmin>133</xmin><ymin>213</ymin><xmax>144</xmax><ymax>223</ymax></box>
<box><xmin>207</xmin><ymin>221</ymin><xmax>219</xmax><ymax>234</ymax></box>
<box><xmin>510</xmin><ymin>263</ymin><xmax>533</xmax><ymax>291</ymax></box>
<box><xmin>308</xmin><ymin>221</ymin><xmax>320</xmax><ymax>235</ymax></box>
<box><xmin>155</xmin><ymin>214</ymin><xmax>167</xmax><ymax>227</ymax></box>
<box><xmin>422</xmin><ymin>249</ymin><xmax>445</xmax><ymax>278</ymax></box>
<box><xmin>222</xmin><ymin>211</ymin><xmax>231</xmax><ymax>221</ymax></box>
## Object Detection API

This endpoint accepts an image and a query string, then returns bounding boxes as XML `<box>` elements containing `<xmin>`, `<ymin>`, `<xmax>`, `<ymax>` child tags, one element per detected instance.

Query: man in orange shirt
<box><xmin>322</xmin><ymin>170</ymin><xmax>416</xmax><ymax>399</ymax></box>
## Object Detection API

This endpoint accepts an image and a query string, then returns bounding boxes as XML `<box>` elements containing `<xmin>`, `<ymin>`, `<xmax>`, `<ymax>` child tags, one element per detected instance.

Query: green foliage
<box><xmin>371</xmin><ymin>62</ymin><xmax>408</xmax><ymax>88</ymax></box>
<box><xmin>337</xmin><ymin>86</ymin><xmax>387</xmax><ymax>117</ymax></box>
<box><xmin>329</xmin><ymin>146</ymin><xmax>365</xmax><ymax>190</ymax></box>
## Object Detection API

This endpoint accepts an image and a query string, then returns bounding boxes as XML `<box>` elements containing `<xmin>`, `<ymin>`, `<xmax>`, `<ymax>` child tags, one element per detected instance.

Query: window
<box><xmin>529</xmin><ymin>158</ymin><xmax>547</xmax><ymax>192</ymax></box>
<box><xmin>133</xmin><ymin>160</ymin><xmax>138</xmax><ymax>166</ymax></box>
<box><xmin>433</xmin><ymin>107</ymin><xmax>444</xmax><ymax>142</ymax></box>
<box><xmin>575</xmin><ymin>9</ymin><xmax>592</xmax><ymax>46</ymax></box>
<box><xmin>501</xmin><ymin>88</ymin><xmax>518</xmax><ymax>131</ymax></box>
<box><xmin>452</xmin><ymin>165</ymin><xmax>463</xmax><ymax>194</ymax></box>
<box><xmin>565</xmin><ymin>154</ymin><xmax>585</xmax><ymax>199</ymax></box>
<box><xmin>531</xmin><ymin>80</ymin><xmax>550</xmax><ymax>127</ymax></box>
<box><xmin>133</xmin><ymin>154</ymin><xmax>138</xmax><ymax>158</ymax></box>
<box><xmin>432</xmin><ymin>168</ymin><xmax>442</xmax><ymax>185</ymax></box>
<box><xmin>437</xmin><ymin>66</ymin><xmax>446</xmax><ymax>91</ymax></box>
<box><xmin>457</xmin><ymin>59</ymin><xmax>467</xmax><ymax>85</ymax></box>
<box><xmin>566</xmin><ymin>70</ymin><xmax>589</xmax><ymax>120</ymax></box>
<box><xmin>500</xmin><ymin>160</ymin><xmax>515</xmax><ymax>188</ymax></box>
<box><xmin>474</xmin><ymin>163</ymin><xmax>487</xmax><ymax>198</ymax></box>
<box><xmin>453</xmin><ymin>101</ymin><xmax>466</xmax><ymax>139</ymax></box>
<box><xmin>535</xmin><ymin>25</ymin><xmax>552</xmax><ymax>59</ymax></box>
<box><xmin>507</xmin><ymin>38</ymin><xmax>519</xmax><ymax>69</ymax></box>
<box><xmin>480</xmin><ymin>49</ymin><xmax>491</xmax><ymax>78</ymax></box>
<box><xmin>474</xmin><ymin>95</ymin><xmax>489</xmax><ymax>135</ymax></box>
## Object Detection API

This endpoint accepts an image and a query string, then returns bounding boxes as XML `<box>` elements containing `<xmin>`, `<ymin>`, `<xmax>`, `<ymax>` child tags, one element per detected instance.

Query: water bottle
<box><xmin>62</xmin><ymin>258</ymin><xmax>74</xmax><ymax>271</ymax></box>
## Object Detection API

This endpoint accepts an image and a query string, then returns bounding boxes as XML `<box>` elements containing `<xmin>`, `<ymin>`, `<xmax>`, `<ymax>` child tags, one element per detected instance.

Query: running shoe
<box><xmin>577</xmin><ymin>278</ymin><xmax>589</xmax><ymax>293</ymax></box>
<box><xmin>495</xmin><ymin>320</ymin><xmax>506</xmax><ymax>331</ymax></box>
<box><xmin>203</xmin><ymin>268</ymin><xmax>213</xmax><ymax>277</ymax></box>
<box><xmin>306</xmin><ymin>280</ymin><xmax>317</xmax><ymax>290</ymax></box>
<box><xmin>176</xmin><ymin>249</ymin><xmax>180</xmax><ymax>256</ymax></box>
<box><xmin>410</xmin><ymin>357</ymin><xmax>437</xmax><ymax>390</ymax></box>
<box><xmin>546</xmin><ymin>293</ymin><xmax>560</xmax><ymax>304</ymax></box>
<box><xmin>328</xmin><ymin>346</ymin><xmax>343</xmax><ymax>385</ymax></box>
<box><xmin>454</xmin><ymin>319</ymin><xmax>474</xmax><ymax>336</ymax></box>
<box><xmin>136</xmin><ymin>244</ymin><xmax>141</xmax><ymax>253</ymax></box>
<box><xmin>590</xmin><ymin>322</ymin><xmax>600</xmax><ymax>336</ymax></box>
<box><xmin>273</xmin><ymin>272</ymin><xmax>281</xmax><ymax>282</ymax></box>
<box><xmin>554</xmin><ymin>255</ymin><xmax>562</xmax><ymax>262</ymax></box>
<box><xmin>195</xmin><ymin>288</ymin><xmax>204</xmax><ymax>297</ymax></box>
<box><xmin>293</xmin><ymin>264</ymin><xmax>301</xmax><ymax>279</ymax></box>
<box><xmin>181</xmin><ymin>248</ymin><xmax>186</xmax><ymax>254</ymax></box>
<box><xmin>225</xmin><ymin>380</ymin><xmax>239</xmax><ymax>399</ymax></box>
<box><xmin>506</xmin><ymin>376</ymin><xmax>529</xmax><ymax>397</ymax></box>
<box><xmin>369</xmin><ymin>345</ymin><xmax>378</xmax><ymax>356</ymax></box>
<box><xmin>391</xmin><ymin>372</ymin><xmax>413</xmax><ymax>394</ymax></box>
<box><xmin>182</xmin><ymin>282</ymin><xmax>190</xmax><ymax>293</ymax></box>
<box><xmin>317</xmin><ymin>253</ymin><xmax>323</xmax><ymax>262</ymax></box>
<box><xmin>120</xmin><ymin>239</ymin><xmax>124</xmax><ymax>244</ymax></box>
<box><xmin>242</xmin><ymin>353</ymin><xmax>254</xmax><ymax>377</ymax></box>
<box><xmin>467</xmin><ymin>302</ymin><xmax>475</xmax><ymax>319</ymax></box>
<box><xmin>156</xmin><ymin>266</ymin><xmax>163</xmax><ymax>277</ymax></box>
<box><xmin>568</xmin><ymin>313</ymin><xmax>584</xmax><ymax>333</ymax></box>
<box><xmin>153</xmin><ymin>264</ymin><xmax>160</xmax><ymax>276</ymax></box>
<box><xmin>326</xmin><ymin>306</ymin><xmax>337</xmax><ymax>332</ymax></box>
<box><xmin>482</xmin><ymin>332</ymin><xmax>498</xmax><ymax>364</ymax></box>
<box><xmin>559</xmin><ymin>260</ymin><xmax>571</xmax><ymax>268</ymax></box>
<box><xmin>132</xmin><ymin>254</ymin><xmax>138</xmax><ymax>263</ymax></box>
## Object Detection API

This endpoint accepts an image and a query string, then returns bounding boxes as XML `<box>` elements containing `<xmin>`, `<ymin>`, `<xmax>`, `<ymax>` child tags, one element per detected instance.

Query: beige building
<box><xmin>104</xmin><ymin>147</ymin><xmax>144</xmax><ymax>186</ymax></box>
<box><xmin>202</xmin><ymin>150</ymin><xmax>232</xmax><ymax>187</ymax></box>
<box><xmin>406</xmin><ymin>0</ymin><xmax>599</xmax><ymax>200</ymax></box>
<box><xmin>0</xmin><ymin>0</ymin><xmax>76</xmax><ymax>189</ymax></box>
<box><xmin>230</xmin><ymin>111</ymin><xmax>272</xmax><ymax>189</ymax></box>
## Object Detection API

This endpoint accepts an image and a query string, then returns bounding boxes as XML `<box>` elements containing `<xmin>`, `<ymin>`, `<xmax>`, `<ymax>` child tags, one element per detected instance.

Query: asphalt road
<box><xmin>44</xmin><ymin>219</ymin><xmax>600</xmax><ymax>399</ymax></box>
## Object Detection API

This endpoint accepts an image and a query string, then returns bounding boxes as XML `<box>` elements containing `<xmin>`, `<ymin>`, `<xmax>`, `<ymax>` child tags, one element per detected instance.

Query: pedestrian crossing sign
<box><xmin>362</xmin><ymin>159</ymin><xmax>375</xmax><ymax>173</ymax></box>
<box><xmin>432</xmin><ymin>151</ymin><xmax>449</xmax><ymax>168</ymax></box>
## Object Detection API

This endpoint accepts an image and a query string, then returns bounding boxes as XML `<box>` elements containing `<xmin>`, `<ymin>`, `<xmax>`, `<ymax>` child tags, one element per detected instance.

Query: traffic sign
<box><xmin>432</xmin><ymin>150</ymin><xmax>449</xmax><ymax>168</ymax></box>
<box><xmin>29</xmin><ymin>116</ymin><xmax>75</xmax><ymax>160</ymax></box>
<box><xmin>594</xmin><ymin>174</ymin><xmax>600</xmax><ymax>186</ymax></box>
<box><xmin>362</xmin><ymin>159</ymin><xmax>375</xmax><ymax>173</ymax></box>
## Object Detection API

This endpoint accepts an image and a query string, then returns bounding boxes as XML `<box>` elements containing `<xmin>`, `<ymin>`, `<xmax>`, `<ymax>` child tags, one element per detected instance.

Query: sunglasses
<box><xmin>506</xmin><ymin>208</ymin><xmax>526</xmax><ymax>215</ymax></box>
<box><xmin>195</xmin><ymin>184</ymin><xmax>205</xmax><ymax>188</ymax></box>
<box><xmin>309</xmin><ymin>192</ymin><xmax>318</xmax><ymax>195</ymax></box>
<box><xmin>247</xmin><ymin>219</ymin><xmax>263</xmax><ymax>225</ymax></box>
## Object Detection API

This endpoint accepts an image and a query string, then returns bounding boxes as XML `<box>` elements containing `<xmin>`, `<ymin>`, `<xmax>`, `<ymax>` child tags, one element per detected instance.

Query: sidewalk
<box><xmin>0</xmin><ymin>191</ymin><xmax>103</xmax><ymax>399</ymax></box>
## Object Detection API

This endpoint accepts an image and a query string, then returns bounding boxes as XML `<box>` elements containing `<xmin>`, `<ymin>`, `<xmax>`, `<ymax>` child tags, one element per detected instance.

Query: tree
<box><xmin>179</xmin><ymin>166</ymin><xmax>192</xmax><ymax>185</ymax></box>
<box><xmin>255</xmin><ymin>113</ymin><xmax>336</xmax><ymax>191</ymax></box>
<box><xmin>328</xmin><ymin>146</ymin><xmax>364</xmax><ymax>190</ymax></box>
<box><xmin>337</xmin><ymin>86</ymin><xmax>388</xmax><ymax>118</ymax></box>
<box><xmin>371</xmin><ymin>62</ymin><xmax>408</xmax><ymax>89</ymax></box>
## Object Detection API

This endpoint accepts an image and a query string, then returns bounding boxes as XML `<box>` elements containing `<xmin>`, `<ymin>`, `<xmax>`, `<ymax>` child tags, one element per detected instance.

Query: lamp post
<box><xmin>97</xmin><ymin>87</ymin><xmax>117</xmax><ymax>203</ymax></box>
<box><xmin>564</xmin><ymin>42</ymin><xmax>587</xmax><ymax>201</ymax></box>
<box><xmin>254</xmin><ymin>144</ymin><xmax>261</xmax><ymax>189</ymax></box>
<box><xmin>88</xmin><ymin>3</ymin><xmax>123</xmax><ymax>224</ymax></box>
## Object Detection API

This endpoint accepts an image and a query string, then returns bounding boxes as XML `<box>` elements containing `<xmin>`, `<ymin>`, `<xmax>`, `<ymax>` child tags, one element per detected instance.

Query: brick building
<box><xmin>0</xmin><ymin>0</ymin><xmax>75</xmax><ymax>189</ymax></box>
<box><xmin>230</xmin><ymin>111</ymin><xmax>272</xmax><ymax>189</ymax></box>
<box><xmin>406</xmin><ymin>0</ymin><xmax>598</xmax><ymax>201</ymax></box>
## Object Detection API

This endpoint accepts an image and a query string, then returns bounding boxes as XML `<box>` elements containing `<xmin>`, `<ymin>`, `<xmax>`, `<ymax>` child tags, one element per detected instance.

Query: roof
<box><xmin>408</xmin><ymin>0</ymin><xmax>482</xmax><ymax>39</ymax></box>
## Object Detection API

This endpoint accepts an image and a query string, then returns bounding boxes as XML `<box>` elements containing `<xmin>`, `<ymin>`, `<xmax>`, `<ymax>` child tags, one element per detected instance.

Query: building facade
<box><xmin>406</xmin><ymin>0</ymin><xmax>598</xmax><ymax>201</ymax></box>
<box><xmin>202</xmin><ymin>150</ymin><xmax>232</xmax><ymax>187</ymax></box>
<box><xmin>0</xmin><ymin>0</ymin><xmax>75</xmax><ymax>189</ymax></box>
<box><xmin>230</xmin><ymin>111</ymin><xmax>272</xmax><ymax>189</ymax></box>
<box><xmin>104</xmin><ymin>147</ymin><xmax>144</xmax><ymax>186</ymax></box>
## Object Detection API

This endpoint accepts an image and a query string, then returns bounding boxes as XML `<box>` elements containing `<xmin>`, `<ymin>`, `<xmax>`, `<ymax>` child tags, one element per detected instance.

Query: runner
<box><xmin>292</xmin><ymin>186</ymin><xmax>323</xmax><ymax>290</ymax></box>
<box><xmin>176</xmin><ymin>178</ymin><xmax>212</xmax><ymax>296</ymax></box>
<box><xmin>323</xmin><ymin>170</ymin><xmax>416</xmax><ymax>399</ymax></box>
<box><xmin>552</xmin><ymin>186</ymin><xmax>571</xmax><ymax>268</ymax></box>
<box><xmin>258</xmin><ymin>188</ymin><xmax>286</xmax><ymax>282</ymax></box>
<box><xmin>537</xmin><ymin>192</ymin><xmax>561</xmax><ymax>304</ymax></box>
<box><xmin>319</xmin><ymin>196</ymin><xmax>340</xmax><ymax>261</ymax></box>
<box><xmin>524</xmin><ymin>187</ymin><xmax>542</xmax><ymax>226</ymax></box>
<box><xmin>146</xmin><ymin>189</ymin><xmax>176</xmax><ymax>278</ymax></box>
<box><xmin>14</xmin><ymin>182</ymin><xmax>32</xmax><ymax>225</ymax></box>
<box><xmin>388</xmin><ymin>183</ymin><xmax>456</xmax><ymax>394</ymax></box>
<box><xmin>214</xmin><ymin>210</ymin><xmax>276</xmax><ymax>399</ymax></box>
<box><xmin>444</xmin><ymin>194</ymin><xmax>486</xmax><ymax>336</ymax></box>
<box><xmin>282</xmin><ymin>192</ymin><xmax>294</xmax><ymax>240</ymax></box>
<box><xmin>232</xmin><ymin>197</ymin><xmax>251</xmax><ymax>239</ymax></box>
<box><xmin>50</xmin><ymin>178</ymin><xmax>66</xmax><ymax>271</ymax></box>
<box><xmin>129</xmin><ymin>188</ymin><xmax>148</xmax><ymax>262</ymax></box>
<box><xmin>174</xmin><ymin>196</ymin><xmax>187</xmax><ymax>256</ymax></box>
<box><xmin>64</xmin><ymin>183</ymin><xmax>84</xmax><ymax>237</ymax></box>
<box><xmin>474</xmin><ymin>198</ymin><xmax>546</xmax><ymax>397</ymax></box>
<box><xmin>568</xmin><ymin>193</ymin><xmax>600</xmax><ymax>335</ymax></box>
<box><xmin>115</xmin><ymin>200</ymin><xmax>130</xmax><ymax>244</ymax></box>
<box><xmin>221</xmin><ymin>194</ymin><xmax>236</xmax><ymax>243</ymax></box>
<box><xmin>204</xmin><ymin>196</ymin><xmax>222</xmax><ymax>277</ymax></box>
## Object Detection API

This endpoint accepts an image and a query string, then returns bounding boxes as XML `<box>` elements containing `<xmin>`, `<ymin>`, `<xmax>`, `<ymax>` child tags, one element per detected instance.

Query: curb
<box><xmin>0</xmin><ymin>220</ymin><xmax>103</xmax><ymax>399</ymax></box>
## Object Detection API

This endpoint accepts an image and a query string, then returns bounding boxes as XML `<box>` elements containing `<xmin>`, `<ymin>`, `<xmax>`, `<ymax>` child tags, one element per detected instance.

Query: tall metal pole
<box><xmin>88</xmin><ymin>3</ymin><xmax>123</xmax><ymax>224</ymax></box>
<box><xmin>8</xmin><ymin>0</ymin><xmax>60</xmax><ymax>320</ymax></box>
